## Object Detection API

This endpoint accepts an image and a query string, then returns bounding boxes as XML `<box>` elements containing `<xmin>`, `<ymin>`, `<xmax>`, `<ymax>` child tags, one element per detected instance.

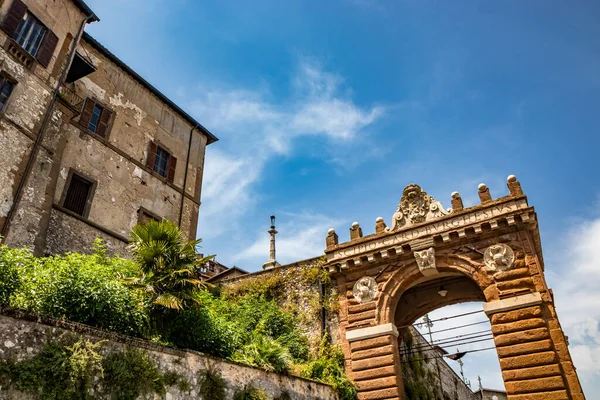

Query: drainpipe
<box><xmin>1</xmin><ymin>14</ymin><xmax>96</xmax><ymax>239</ymax></box>
<box><xmin>178</xmin><ymin>125</ymin><xmax>196</xmax><ymax>227</ymax></box>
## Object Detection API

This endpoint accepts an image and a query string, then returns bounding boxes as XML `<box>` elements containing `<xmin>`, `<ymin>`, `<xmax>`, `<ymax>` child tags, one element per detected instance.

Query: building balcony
<box><xmin>57</xmin><ymin>84</ymin><xmax>84</xmax><ymax>117</ymax></box>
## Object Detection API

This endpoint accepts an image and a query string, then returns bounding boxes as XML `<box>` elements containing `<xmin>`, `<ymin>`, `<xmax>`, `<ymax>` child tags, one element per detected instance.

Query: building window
<box><xmin>154</xmin><ymin>147</ymin><xmax>169</xmax><ymax>177</ymax></box>
<box><xmin>13</xmin><ymin>11</ymin><xmax>46</xmax><ymax>56</ymax></box>
<box><xmin>1</xmin><ymin>0</ymin><xmax>58</xmax><ymax>68</ymax></box>
<box><xmin>80</xmin><ymin>98</ymin><xmax>113</xmax><ymax>138</ymax></box>
<box><xmin>62</xmin><ymin>172</ymin><xmax>95</xmax><ymax>217</ymax></box>
<box><xmin>137</xmin><ymin>208</ymin><xmax>160</xmax><ymax>226</ymax></box>
<box><xmin>146</xmin><ymin>142</ymin><xmax>177</xmax><ymax>182</ymax></box>
<box><xmin>0</xmin><ymin>74</ymin><xmax>15</xmax><ymax>111</ymax></box>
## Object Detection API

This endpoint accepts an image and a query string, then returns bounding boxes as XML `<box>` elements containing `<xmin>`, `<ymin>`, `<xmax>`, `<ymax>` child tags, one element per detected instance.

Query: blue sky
<box><xmin>85</xmin><ymin>0</ymin><xmax>600</xmax><ymax>395</ymax></box>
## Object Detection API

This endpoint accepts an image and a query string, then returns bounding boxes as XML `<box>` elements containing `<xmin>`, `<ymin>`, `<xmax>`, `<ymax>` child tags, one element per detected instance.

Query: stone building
<box><xmin>0</xmin><ymin>0</ymin><xmax>217</xmax><ymax>255</ymax></box>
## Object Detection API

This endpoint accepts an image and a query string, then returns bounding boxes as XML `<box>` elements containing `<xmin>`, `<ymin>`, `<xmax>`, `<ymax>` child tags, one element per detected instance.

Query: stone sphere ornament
<box><xmin>484</xmin><ymin>243</ymin><xmax>515</xmax><ymax>271</ymax></box>
<box><xmin>352</xmin><ymin>276</ymin><xmax>378</xmax><ymax>303</ymax></box>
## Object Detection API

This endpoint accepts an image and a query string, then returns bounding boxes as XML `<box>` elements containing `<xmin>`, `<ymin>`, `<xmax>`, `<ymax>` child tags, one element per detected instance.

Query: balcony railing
<box><xmin>57</xmin><ymin>84</ymin><xmax>84</xmax><ymax>115</ymax></box>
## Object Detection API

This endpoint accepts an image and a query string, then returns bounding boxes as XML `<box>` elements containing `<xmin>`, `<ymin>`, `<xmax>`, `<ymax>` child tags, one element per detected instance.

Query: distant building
<box><xmin>474</xmin><ymin>388</ymin><xmax>507</xmax><ymax>400</ymax></box>
<box><xmin>196</xmin><ymin>259</ymin><xmax>231</xmax><ymax>281</ymax></box>
<box><xmin>0</xmin><ymin>0</ymin><xmax>217</xmax><ymax>256</ymax></box>
<box><xmin>207</xmin><ymin>266</ymin><xmax>249</xmax><ymax>283</ymax></box>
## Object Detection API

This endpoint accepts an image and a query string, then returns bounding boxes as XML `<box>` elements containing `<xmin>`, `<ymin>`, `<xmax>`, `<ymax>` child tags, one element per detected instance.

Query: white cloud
<box><xmin>194</xmin><ymin>60</ymin><xmax>384</xmax><ymax>241</ymax></box>
<box><xmin>548</xmin><ymin>211</ymin><xmax>600</xmax><ymax>393</ymax></box>
<box><xmin>234</xmin><ymin>211</ymin><xmax>340</xmax><ymax>267</ymax></box>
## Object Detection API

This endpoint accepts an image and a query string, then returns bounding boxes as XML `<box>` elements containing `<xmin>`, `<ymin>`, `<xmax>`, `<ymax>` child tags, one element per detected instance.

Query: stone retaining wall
<box><xmin>0</xmin><ymin>309</ymin><xmax>338</xmax><ymax>400</ymax></box>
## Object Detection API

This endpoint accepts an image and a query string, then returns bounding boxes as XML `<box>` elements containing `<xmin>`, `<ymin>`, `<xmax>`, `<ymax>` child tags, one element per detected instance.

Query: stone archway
<box><xmin>324</xmin><ymin>177</ymin><xmax>585</xmax><ymax>400</ymax></box>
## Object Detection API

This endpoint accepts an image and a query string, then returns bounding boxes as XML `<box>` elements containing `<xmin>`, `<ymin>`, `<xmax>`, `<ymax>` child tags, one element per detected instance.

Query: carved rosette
<box><xmin>414</xmin><ymin>247</ymin><xmax>437</xmax><ymax>276</ymax></box>
<box><xmin>483</xmin><ymin>244</ymin><xmax>515</xmax><ymax>271</ymax></box>
<box><xmin>386</xmin><ymin>184</ymin><xmax>452</xmax><ymax>232</ymax></box>
<box><xmin>352</xmin><ymin>276</ymin><xmax>378</xmax><ymax>303</ymax></box>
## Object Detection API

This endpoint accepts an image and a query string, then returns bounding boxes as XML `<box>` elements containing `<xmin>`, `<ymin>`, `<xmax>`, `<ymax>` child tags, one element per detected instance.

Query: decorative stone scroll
<box><xmin>352</xmin><ymin>277</ymin><xmax>378</xmax><ymax>303</ymax></box>
<box><xmin>386</xmin><ymin>184</ymin><xmax>451</xmax><ymax>232</ymax></box>
<box><xmin>483</xmin><ymin>243</ymin><xmax>515</xmax><ymax>271</ymax></box>
<box><xmin>414</xmin><ymin>247</ymin><xmax>437</xmax><ymax>276</ymax></box>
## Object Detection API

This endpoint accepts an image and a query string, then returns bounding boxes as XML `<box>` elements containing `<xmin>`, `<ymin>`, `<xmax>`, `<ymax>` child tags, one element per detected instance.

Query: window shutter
<box><xmin>36</xmin><ymin>29</ymin><xmax>58</xmax><ymax>68</ymax></box>
<box><xmin>1</xmin><ymin>0</ymin><xmax>27</xmax><ymax>37</ymax></box>
<box><xmin>146</xmin><ymin>142</ymin><xmax>158</xmax><ymax>169</ymax></box>
<box><xmin>167</xmin><ymin>155</ymin><xmax>177</xmax><ymax>183</ymax></box>
<box><xmin>79</xmin><ymin>98</ymin><xmax>94</xmax><ymax>130</ymax></box>
<box><xmin>96</xmin><ymin>108</ymin><xmax>113</xmax><ymax>138</ymax></box>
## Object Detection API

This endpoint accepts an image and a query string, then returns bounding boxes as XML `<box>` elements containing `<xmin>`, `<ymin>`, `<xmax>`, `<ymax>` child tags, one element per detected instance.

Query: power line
<box><xmin>401</xmin><ymin>346</ymin><xmax>497</xmax><ymax>364</ymax></box>
<box><xmin>427</xmin><ymin>320</ymin><xmax>490</xmax><ymax>335</ymax></box>
<box><xmin>399</xmin><ymin>336</ymin><xmax>495</xmax><ymax>357</ymax></box>
<box><xmin>400</xmin><ymin>329</ymin><xmax>493</xmax><ymax>353</ymax></box>
<box><xmin>398</xmin><ymin>309</ymin><xmax>486</xmax><ymax>331</ymax></box>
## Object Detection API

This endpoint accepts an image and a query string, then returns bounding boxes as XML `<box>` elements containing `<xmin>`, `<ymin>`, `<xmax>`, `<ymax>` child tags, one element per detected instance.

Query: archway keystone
<box><xmin>325</xmin><ymin>176</ymin><xmax>585</xmax><ymax>400</ymax></box>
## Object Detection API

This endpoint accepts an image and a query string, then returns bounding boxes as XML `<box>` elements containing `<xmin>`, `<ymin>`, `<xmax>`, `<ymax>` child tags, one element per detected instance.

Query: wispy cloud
<box><xmin>549</xmin><ymin>207</ymin><xmax>600</xmax><ymax>391</ymax></box>
<box><xmin>234</xmin><ymin>211</ymin><xmax>340</xmax><ymax>267</ymax></box>
<box><xmin>193</xmin><ymin>60</ymin><xmax>385</xmax><ymax>242</ymax></box>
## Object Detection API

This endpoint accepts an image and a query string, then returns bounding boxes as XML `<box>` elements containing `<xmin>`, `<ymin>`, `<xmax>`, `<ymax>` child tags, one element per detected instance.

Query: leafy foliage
<box><xmin>198</xmin><ymin>367</ymin><xmax>227</xmax><ymax>400</ymax></box>
<box><xmin>233</xmin><ymin>385</ymin><xmax>269</xmax><ymax>400</ymax></box>
<box><xmin>0</xmin><ymin>336</ymin><xmax>103</xmax><ymax>400</ymax></box>
<box><xmin>0</xmin><ymin>223</ymin><xmax>356</xmax><ymax>399</ymax></box>
<box><xmin>300</xmin><ymin>336</ymin><xmax>358</xmax><ymax>400</ymax></box>
<box><xmin>102</xmin><ymin>347</ymin><xmax>166</xmax><ymax>400</ymax></box>
<box><xmin>127</xmin><ymin>219</ymin><xmax>213</xmax><ymax>311</ymax></box>
<box><xmin>11</xmin><ymin>242</ymin><xmax>147</xmax><ymax>336</ymax></box>
<box><xmin>233</xmin><ymin>332</ymin><xmax>291</xmax><ymax>374</ymax></box>
<box><xmin>0</xmin><ymin>243</ymin><xmax>24</xmax><ymax>305</ymax></box>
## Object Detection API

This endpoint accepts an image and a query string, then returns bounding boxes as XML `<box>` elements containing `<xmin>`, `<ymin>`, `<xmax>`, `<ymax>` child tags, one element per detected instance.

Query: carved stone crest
<box><xmin>352</xmin><ymin>277</ymin><xmax>378</xmax><ymax>303</ymax></box>
<box><xmin>414</xmin><ymin>247</ymin><xmax>437</xmax><ymax>276</ymax></box>
<box><xmin>386</xmin><ymin>184</ymin><xmax>451</xmax><ymax>232</ymax></box>
<box><xmin>484</xmin><ymin>244</ymin><xmax>515</xmax><ymax>271</ymax></box>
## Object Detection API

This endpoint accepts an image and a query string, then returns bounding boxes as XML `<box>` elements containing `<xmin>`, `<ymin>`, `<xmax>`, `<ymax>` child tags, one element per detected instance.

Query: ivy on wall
<box><xmin>401</xmin><ymin>329</ymin><xmax>445</xmax><ymax>400</ymax></box>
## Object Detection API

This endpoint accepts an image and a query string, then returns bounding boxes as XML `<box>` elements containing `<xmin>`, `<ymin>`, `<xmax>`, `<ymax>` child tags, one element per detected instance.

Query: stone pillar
<box><xmin>346</xmin><ymin>324</ymin><xmax>405</xmax><ymax>400</ymax></box>
<box><xmin>484</xmin><ymin>293</ymin><xmax>585</xmax><ymax>400</ymax></box>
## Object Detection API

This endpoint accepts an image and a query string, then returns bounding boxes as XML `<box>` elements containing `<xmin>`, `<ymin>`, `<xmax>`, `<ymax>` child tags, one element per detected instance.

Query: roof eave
<box><xmin>81</xmin><ymin>32</ymin><xmax>219</xmax><ymax>145</ymax></box>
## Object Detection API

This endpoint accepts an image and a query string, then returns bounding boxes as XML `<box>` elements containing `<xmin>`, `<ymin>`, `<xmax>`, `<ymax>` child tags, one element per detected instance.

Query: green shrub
<box><xmin>102</xmin><ymin>347</ymin><xmax>165</xmax><ymax>400</ymax></box>
<box><xmin>233</xmin><ymin>333</ymin><xmax>291</xmax><ymax>374</ymax></box>
<box><xmin>0</xmin><ymin>244</ymin><xmax>28</xmax><ymax>305</ymax></box>
<box><xmin>300</xmin><ymin>337</ymin><xmax>357</xmax><ymax>400</ymax></box>
<box><xmin>166</xmin><ymin>306</ymin><xmax>240</xmax><ymax>358</ymax></box>
<box><xmin>198</xmin><ymin>368</ymin><xmax>227</xmax><ymax>400</ymax></box>
<box><xmin>233</xmin><ymin>385</ymin><xmax>268</xmax><ymax>400</ymax></box>
<box><xmin>12</xmin><ymin>246</ymin><xmax>147</xmax><ymax>337</ymax></box>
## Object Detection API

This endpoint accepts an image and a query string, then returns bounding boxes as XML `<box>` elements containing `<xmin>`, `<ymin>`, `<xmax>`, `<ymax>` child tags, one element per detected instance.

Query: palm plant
<box><xmin>127</xmin><ymin>219</ymin><xmax>213</xmax><ymax>311</ymax></box>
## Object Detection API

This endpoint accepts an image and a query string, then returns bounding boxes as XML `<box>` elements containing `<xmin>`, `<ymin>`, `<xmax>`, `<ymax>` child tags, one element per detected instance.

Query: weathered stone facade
<box><xmin>0</xmin><ymin>0</ymin><xmax>216</xmax><ymax>256</ymax></box>
<box><xmin>0</xmin><ymin>309</ymin><xmax>338</xmax><ymax>399</ymax></box>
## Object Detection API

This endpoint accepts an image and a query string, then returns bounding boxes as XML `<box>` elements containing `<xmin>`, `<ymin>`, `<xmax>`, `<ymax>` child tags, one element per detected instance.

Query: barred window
<box><xmin>62</xmin><ymin>173</ymin><xmax>94</xmax><ymax>217</ymax></box>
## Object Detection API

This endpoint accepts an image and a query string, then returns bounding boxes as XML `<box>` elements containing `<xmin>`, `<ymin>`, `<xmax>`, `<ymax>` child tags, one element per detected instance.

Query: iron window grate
<box><xmin>63</xmin><ymin>174</ymin><xmax>92</xmax><ymax>216</ymax></box>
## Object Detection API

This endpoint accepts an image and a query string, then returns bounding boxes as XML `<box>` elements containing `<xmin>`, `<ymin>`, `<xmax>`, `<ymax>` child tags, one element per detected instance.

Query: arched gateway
<box><xmin>324</xmin><ymin>176</ymin><xmax>585</xmax><ymax>400</ymax></box>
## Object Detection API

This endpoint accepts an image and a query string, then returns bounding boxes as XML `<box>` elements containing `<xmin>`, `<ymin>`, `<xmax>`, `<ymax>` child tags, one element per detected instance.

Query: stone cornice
<box><xmin>325</xmin><ymin>196</ymin><xmax>536</xmax><ymax>271</ymax></box>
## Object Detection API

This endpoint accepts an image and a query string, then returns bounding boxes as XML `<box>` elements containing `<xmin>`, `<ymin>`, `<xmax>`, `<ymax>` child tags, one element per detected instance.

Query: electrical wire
<box><xmin>397</xmin><ymin>309</ymin><xmax>486</xmax><ymax>331</ymax></box>
<box><xmin>401</xmin><ymin>329</ymin><xmax>492</xmax><ymax>353</ymax></box>
<box><xmin>427</xmin><ymin>320</ymin><xmax>490</xmax><ymax>335</ymax></box>
<box><xmin>399</xmin><ymin>337</ymin><xmax>495</xmax><ymax>357</ymax></box>
<box><xmin>401</xmin><ymin>346</ymin><xmax>497</xmax><ymax>364</ymax></box>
